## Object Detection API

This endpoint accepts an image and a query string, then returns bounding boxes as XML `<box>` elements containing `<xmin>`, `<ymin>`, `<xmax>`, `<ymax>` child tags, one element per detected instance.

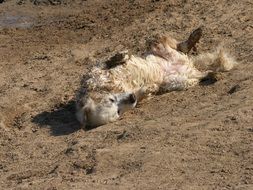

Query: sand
<box><xmin>0</xmin><ymin>0</ymin><xmax>252</xmax><ymax>189</ymax></box>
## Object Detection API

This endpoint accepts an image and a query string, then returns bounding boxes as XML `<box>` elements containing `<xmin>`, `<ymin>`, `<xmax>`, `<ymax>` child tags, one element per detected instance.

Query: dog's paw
<box><xmin>105</xmin><ymin>50</ymin><xmax>129</xmax><ymax>69</ymax></box>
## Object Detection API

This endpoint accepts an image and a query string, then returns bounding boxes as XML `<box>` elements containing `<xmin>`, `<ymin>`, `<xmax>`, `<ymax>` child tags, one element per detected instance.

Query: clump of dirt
<box><xmin>0</xmin><ymin>0</ymin><xmax>252</xmax><ymax>189</ymax></box>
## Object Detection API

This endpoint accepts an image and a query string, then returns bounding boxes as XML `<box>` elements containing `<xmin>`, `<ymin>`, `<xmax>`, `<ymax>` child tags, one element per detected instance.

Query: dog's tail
<box><xmin>192</xmin><ymin>47</ymin><xmax>238</xmax><ymax>72</ymax></box>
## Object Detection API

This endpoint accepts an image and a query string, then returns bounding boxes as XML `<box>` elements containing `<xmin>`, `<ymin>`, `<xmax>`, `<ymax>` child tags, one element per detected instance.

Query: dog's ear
<box><xmin>80</xmin><ymin>106</ymin><xmax>91</xmax><ymax>130</ymax></box>
<box><xmin>76</xmin><ymin>97</ymin><xmax>95</xmax><ymax>129</ymax></box>
<box><xmin>78</xmin><ymin>96</ymin><xmax>95</xmax><ymax>109</ymax></box>
<box><xmin>83</xmin><ymin>97</ymin><xmax>95</xmax><ymax>118</ymax></box>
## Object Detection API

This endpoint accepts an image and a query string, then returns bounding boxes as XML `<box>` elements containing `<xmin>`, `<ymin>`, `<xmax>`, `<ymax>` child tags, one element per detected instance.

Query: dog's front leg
<box><xmin>104</xmin><ymin>50</ymin><xmax>129</xmax><ymax>69</ymax></box>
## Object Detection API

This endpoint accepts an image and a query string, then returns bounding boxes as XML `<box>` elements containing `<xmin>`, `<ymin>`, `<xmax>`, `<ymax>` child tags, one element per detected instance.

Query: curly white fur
<box><xmin>76</xmin><ymin>34</ymin><xmax>238</xmax><ymax>128</ymax></box>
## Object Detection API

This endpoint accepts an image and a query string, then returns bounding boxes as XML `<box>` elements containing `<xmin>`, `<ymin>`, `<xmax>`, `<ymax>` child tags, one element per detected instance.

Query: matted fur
<box><xmin>76</xmin><ymin>32</ymin><xmax>238</xmax><ymax>129</ymax></box>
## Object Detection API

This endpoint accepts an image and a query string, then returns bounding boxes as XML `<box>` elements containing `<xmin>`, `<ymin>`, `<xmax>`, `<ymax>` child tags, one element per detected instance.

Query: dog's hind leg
<box><xmin>148</xmin><ymin>27</ymin><xmax>203</xmax><ymax>59</ymax></box>
<box><xmin>177</xmin><ymin>27</ymin><xmax>203</xmax><ymax>54</ymax></box>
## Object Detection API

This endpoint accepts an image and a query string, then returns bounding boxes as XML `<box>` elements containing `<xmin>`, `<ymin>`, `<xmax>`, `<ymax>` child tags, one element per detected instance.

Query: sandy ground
<box><xmin>0</xmin><ymin>0</ymin><xmax>252</xmax><ymax>189</ymax></box>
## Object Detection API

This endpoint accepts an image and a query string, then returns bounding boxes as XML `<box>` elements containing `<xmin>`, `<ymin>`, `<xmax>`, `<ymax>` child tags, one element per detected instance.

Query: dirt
<box><xmin>0</xmin><ymin>0</ymin><xmax>252</xmax><ymax>189</ymax></box>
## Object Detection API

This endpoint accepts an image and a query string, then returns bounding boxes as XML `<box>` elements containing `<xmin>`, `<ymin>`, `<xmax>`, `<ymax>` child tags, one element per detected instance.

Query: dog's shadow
<box><xmin>31</xmin><ymin>73</ymin><xmax>218</xmax><ymax>136</ymax></box>
<box><xmin>32</xmin><ymin>101</ymin><xmax>81</xmax><ymax>136</ymax></box>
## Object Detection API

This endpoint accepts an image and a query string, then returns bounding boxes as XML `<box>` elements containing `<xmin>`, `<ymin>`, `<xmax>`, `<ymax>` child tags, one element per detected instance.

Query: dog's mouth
<box><xmin>129</xmin><ymin>93</ymin><xmax>137</xmax><ymax>104</ymax></box>
<box><xmin>120</xmin><ymin>93</ymin><xmax>136</xmax><ymax>104</ymax></box>
<box><xmin>117</xmin><ymin>93</ymin><xmax>137</xmax><ymax>115</ymax></box>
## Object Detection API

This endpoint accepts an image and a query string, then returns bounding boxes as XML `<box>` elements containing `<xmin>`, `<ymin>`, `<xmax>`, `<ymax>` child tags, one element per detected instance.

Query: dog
<box><xmin>75</xmin><ymin>28</ymin><xmax>238</xmax><ymax>129</ymax></box>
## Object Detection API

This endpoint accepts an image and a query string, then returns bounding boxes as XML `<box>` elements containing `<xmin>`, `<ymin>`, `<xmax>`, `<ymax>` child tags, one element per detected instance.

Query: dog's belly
<box><xmin>145</xmin><ymin>54</ymin><xmax>199</xmax><ymax>91</ymax></box>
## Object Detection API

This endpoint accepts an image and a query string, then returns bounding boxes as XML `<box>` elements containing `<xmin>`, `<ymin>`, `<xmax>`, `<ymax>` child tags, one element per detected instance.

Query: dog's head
<box><xmin>76</xmin><ymin>91</ymin><xmax>137</xmax><ymax>129</ymax></box>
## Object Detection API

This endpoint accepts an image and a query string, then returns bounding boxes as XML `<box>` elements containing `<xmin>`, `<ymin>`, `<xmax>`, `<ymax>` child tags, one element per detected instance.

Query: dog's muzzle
<box><xmin>129</xmin><ymin>93</ymin><xmax>136</xmax><ymax>104</ymax></box>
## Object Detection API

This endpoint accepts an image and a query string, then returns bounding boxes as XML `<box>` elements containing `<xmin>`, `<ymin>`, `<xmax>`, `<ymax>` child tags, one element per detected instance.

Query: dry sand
<box><xmin>0</xmin><ymin>0</ymin><xmax>252</xmax><ymax>189</ymax></box>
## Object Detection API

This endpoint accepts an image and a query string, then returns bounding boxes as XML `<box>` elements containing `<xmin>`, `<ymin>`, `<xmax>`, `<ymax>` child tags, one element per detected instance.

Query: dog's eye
<box><xmin>109</xmin><ymin>98</ymin><xmax>115</xmax><ymax>103</ymax></box>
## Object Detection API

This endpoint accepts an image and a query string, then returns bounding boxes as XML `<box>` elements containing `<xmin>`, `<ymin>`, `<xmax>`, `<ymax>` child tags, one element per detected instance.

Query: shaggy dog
<box><xmin>76</xmin><ymin>28</ymin><xmax>237</xmax><ymax>129</ymax></box>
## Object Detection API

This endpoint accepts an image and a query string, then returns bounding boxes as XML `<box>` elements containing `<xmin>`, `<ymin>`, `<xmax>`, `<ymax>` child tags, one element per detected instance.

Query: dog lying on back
<box><xmin>76</xmin><ymin>28</ymin><xmax>237</xmax><ymax>129</ymax></box>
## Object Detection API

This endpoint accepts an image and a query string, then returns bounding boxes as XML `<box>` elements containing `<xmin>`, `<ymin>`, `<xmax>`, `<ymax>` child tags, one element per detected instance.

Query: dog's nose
<box><xmin>129</xmin><ymin>93</ymin><xmax>136</xmax><ymax>104</ymax></box>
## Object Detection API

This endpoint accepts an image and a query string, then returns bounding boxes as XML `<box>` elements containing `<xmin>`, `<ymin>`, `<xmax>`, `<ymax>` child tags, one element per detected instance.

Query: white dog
<box><xmin>76</xmin><ymin>28</ymin><xmax>237</xmax><ymax>129</ymax></box>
